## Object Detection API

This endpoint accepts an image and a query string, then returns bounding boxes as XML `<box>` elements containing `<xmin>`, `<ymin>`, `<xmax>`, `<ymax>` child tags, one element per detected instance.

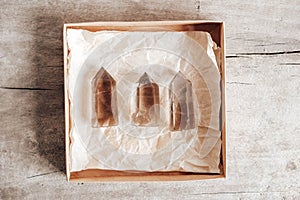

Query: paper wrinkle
<box><xmin>67</xmin><ymin>29</ymin><xmax>222</xmax><ymax>173</ymax></box>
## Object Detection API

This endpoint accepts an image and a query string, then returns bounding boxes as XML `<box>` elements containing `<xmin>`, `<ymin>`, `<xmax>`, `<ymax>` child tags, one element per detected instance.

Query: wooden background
<box><xmin>1</xmin><ymin>0</ymin><xmax>299</xmax><ymax>199</ymax></box>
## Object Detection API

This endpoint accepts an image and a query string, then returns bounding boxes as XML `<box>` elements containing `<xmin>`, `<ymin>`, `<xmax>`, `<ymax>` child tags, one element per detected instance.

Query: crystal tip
<box><xmin>138</xmin><ymin>72</ymin><xmax>153</xmax><ymax>85</ymax></box>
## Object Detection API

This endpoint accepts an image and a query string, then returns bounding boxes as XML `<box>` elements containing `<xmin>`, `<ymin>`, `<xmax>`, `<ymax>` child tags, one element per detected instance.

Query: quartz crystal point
<box><xmin>169</xmin><ymin>72</ymin><xmax>195</xmax><ymax>131</ymax></box>
<box><xmin>93</xmin><ymin>67</ymin><xmax>118</xmax><ymax>126</ymax></box>
<box><xmin>132</xmin><ymin>72</ymin><xmax>160</xmax><ymax>126</ymax></box>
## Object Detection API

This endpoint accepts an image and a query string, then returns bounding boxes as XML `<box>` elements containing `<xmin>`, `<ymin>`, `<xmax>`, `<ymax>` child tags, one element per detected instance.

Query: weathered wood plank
<box><xmin>1</xmin><ymin>1</ymin><xmax>300</xmax><ymax>88</ymax></box>
<box><xmin>1</xmin><ymin>53</ymin><xmax>299</xmax><ymax>198</ymax></box>
<box><xmin>0</xmin><ymin>0</ymin><xmax>299</xmax><ymax>199</ymax></box>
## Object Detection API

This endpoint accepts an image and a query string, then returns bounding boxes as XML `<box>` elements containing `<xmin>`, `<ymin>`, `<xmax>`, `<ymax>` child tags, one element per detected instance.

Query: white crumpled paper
<box><xmin>67</xmin><ymin>29</ymin><xmax>222</xmax><ymax>173</ymax></box>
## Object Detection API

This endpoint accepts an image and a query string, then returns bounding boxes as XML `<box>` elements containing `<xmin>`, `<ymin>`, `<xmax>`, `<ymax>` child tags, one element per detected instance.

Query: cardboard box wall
<box><xmin>63</xmin><ymin>20</ymin><xmax>226</xmax><ymax>181</ymax></box>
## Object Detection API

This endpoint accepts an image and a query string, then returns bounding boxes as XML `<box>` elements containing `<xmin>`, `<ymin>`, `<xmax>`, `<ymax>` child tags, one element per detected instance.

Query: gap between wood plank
<box><xmin>227</xmin><ymin>50</ymin><xmax>300</xmax><ymax>57</ymax></box>
<box><xmin>226</xmin><ymin>81</ymin><xmax>255</xmax><ymax>86</ymax></box>
<box><xmin>0</xmin><ymin>86</ymin><xmax>53</xmax><ymax>91</ymax></box>
<box><xmin>26</xmin><ymin>171</ymin><xmax>61</xmax><ymax>179</ymax></box>
<box><xmin>189</xmin><ymin>190</ymin><xmax>294</xmax><ymax>195</ymax></box>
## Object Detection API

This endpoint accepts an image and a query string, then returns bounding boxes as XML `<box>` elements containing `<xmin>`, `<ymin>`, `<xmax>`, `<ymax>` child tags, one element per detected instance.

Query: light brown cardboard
<box><xmin>63</xmin><ymin>20</ymin><xmax>226</xmax><ymax>181</ymax></box>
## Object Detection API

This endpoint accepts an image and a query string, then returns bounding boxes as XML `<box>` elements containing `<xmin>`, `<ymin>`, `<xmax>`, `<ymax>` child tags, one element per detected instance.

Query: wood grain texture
<box><xmin>0</xmin><ymin>0</ymin><xmax>299</xmax><ymax>199</ymax></box>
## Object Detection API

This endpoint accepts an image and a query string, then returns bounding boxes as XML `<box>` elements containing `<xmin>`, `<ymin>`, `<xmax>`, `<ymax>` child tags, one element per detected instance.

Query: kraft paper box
<box><xmin>63</xmin><ymin>20</ymin><xmax>226</xmax><ymax>181</ymax></box>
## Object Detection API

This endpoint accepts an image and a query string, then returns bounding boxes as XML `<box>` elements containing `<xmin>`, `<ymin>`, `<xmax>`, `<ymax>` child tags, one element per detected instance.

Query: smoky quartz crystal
<box><xmin>169</xmin><ymin>72</ymin><xmax>195</xmax><ymax>131</ymax></box>
<box><xmin>131</xmin><ymin>72</ymin><xmax>160</xmax><ymax>126</ymax></box>
<box><xmin>93</xmin><ymin>67</ymin><xmax>118</xmax><ymax>126</ymax></box>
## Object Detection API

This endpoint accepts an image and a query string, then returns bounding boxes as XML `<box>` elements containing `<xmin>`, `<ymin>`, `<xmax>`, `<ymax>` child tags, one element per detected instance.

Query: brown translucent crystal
<box><xmin>93</xmin><ymin>67</ymin><xmax>118</xmax><ymax>126</ymax></box>
<box><xmin>169</xmin><ymin>72</ymin><xmax>195</xmax><ymax>131</ymax></box>
<box><xmin>132</xmin><ymin>72</ymin><xmax>160</xmax><ymax>126</ymax></box>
